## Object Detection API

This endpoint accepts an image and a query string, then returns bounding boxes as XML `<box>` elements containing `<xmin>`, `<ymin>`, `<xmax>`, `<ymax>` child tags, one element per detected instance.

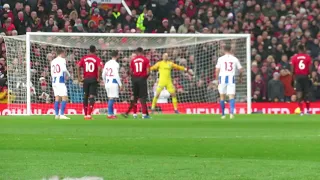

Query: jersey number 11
<box><xmin>135</xmin><ymin>62</ymin><xmax>142</xmax><ymax>72</ymax></box>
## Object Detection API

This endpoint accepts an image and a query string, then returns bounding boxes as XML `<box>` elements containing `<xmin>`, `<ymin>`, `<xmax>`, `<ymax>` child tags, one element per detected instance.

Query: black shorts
<box><xmin>83</xmin><ymin>78</ymin><xmax>98</xmax><ymax>96</ymax></box>
<box><xmin>131</xmin><ymin>76</ymin><xmax>148</xmax><ymax>98</ymax></box>
<box><xmin>295</xmin><ymin>75</ymin><xmax>311</xmax><ymax>94</ymax></box>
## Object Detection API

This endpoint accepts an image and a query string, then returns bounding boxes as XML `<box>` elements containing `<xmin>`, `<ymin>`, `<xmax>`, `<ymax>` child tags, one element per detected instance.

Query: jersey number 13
<box><xmin>225</xmin><ymin>62</ymin><xmax>233</xmax><ymax>71</ymax></box>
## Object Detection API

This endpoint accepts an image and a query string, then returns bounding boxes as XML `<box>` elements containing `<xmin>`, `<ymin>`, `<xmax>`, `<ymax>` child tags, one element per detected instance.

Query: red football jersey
<box><xmin>130</xmin><ymin>55</ymin><xmax>150</xmax><ymax>77</ymax></box>
<box><xmin>291</xmin><ymin>53</ymin><xmax>312</xmax><ymax>76</ymax></box>
<box><xmin>77</xmin><ymin>54</ymin><xmax>103</xmax><ymax>79</ymax></box>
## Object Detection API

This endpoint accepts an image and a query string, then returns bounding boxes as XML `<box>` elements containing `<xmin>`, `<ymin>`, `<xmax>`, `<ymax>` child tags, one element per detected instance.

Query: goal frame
<box><xmin>25</xmin><ymin>32</ymin><xmax>252</xmax><ymax>115</ymax></box>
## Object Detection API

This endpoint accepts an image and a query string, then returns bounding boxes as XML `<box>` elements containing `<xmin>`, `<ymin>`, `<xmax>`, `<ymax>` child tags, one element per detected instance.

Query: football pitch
<box><xmin>1</xmin><ymin>115</ymin><xmax>320</xmax><ymax>180</ymax></box>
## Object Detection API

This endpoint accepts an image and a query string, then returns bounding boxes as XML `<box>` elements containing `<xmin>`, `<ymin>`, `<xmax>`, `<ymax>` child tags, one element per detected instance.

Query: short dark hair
<box><xmin>56</xmin><ymin>48</ymin><xmax>65</xmax><ymax>55</ymax></box>
<box><xmin>297</xmin><ymin>44</ymin><xmax>305</xmax><ymax>52</ymax></box>
<box><xmin>136</xmin><ymin>47</ymin><xmax>144</xmax><ymax>54</ymax></box>
<box><xmin>224</xmin><ymin>45</ymin><xmax>231</xmax><ymax>52</ymax></box>
<box><xmin>111</xmin><ymin>50</ymin><xmax>119</xmax><ymax>57</ymax></box>
<box><xmin>90</xmin><ymin>45</ymin><xmax>96</xmax><ymax>53</ymax></box>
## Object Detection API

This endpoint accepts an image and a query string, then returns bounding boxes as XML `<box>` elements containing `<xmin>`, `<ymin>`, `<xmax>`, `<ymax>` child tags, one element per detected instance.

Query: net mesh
<box><xmin>3</xmin><ymin>34</ymin><xmax>248</xmax><ymax>115</ymax></box>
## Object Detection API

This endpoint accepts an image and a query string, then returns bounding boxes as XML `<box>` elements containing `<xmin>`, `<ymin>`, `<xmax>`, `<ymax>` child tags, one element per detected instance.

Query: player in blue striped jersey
<box><xmin>215</xmin><ymin>45</ymin><xmax>243</xmax><ymax>119</ymax></box>
<box><xmin>50</xmin><ymin>49</ymin><xmax>71</xmax><ymax>120</ymax></box>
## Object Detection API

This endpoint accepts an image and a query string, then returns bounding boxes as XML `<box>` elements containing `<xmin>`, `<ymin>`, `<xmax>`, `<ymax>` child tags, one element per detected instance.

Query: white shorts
<box><xmin>218</xmin><ymin>84</ymin><xmax>236</xmax><ymax>95</ymax></box>
<box><xmin>52</xmin><ymin>84</ymin><xmax>68</xmax><ymax>97</ymax></box>
<box><xmin>105</xmin><ymin>84</ymin><xmax>119</xmax><ymax>98</ymax></box>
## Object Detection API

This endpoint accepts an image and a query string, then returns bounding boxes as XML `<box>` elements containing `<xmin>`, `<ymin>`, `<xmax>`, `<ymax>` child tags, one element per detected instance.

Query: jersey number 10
<box><xmin>85</xmin><ymin>62</ymin><xmax>95</xmax><ymax>72</ymax></box>
<box><xmin>135</xmin><ymin>62</ymin><xmax>143</xmax><ymax>72</ymax></box>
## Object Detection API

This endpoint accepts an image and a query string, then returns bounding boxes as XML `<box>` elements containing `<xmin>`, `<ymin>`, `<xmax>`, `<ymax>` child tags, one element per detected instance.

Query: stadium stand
<box><xmin>0</xmin><ymin>0</ymin><xmax>320</xmax><ymax>103</ymax></box>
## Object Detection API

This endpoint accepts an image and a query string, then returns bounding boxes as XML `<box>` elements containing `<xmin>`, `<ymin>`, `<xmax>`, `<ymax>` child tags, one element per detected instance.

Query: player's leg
<box><xmin>151</xmin><ymin>83</ymin><xmax>164</xmax><ymax>112</ymax></box>
<box><xmin>59</xmin><ymin>85</ymin><xmax>70</xmax><ymax>119</ymax></box>
<box><xmin>227</xmin><ymin>84</ymin><xmax>236</xmax><ymax>119</ymax></box>
<box><xmin>139</xmin><ymin>79</ymin><xmax>150</xmax><ymax>118</ymax></box>
<box><xmin>54</xmin><ymin>96</ymin><xmax>61</xmax><ymax>119</ymax></box>
<box><xmin>167</xmin><ymin>83</ymin><xmax>179</xmax><ymax>113</ymax></box>
<box><xmin>304</xmin><ymin>79</ymin><xmax>312</xmax><ymax>114</ymax></box>
<box><xmin>88</xmin><ymin>79</ymin><xmax>98</xmax><ymax>116</ymax></box>
<box><xmin>218</xmin><ymin>84</ymin><xmax>227</xmax><ymax>119</ymax></box>
<box><xmin>295</xmin><ymin>77</ymin><xmax>304</xmax><ymax>115</ymax></box>
<box><xmin>132</xmin><ymin>99</ymin><xmax>138</xmax><ymax>118</ymax></box>
<box><xmin>53</xmin><ymin>86</ymin><xmax>60</xmax><ymax>119</ymax></box>
<box><xmin>107</xmin><ymin>84</ymin><xmax>119</xmax><ymax>119</ymax></box>
<box><xmin>123</xmin><ymin>79</ymin><xmax>139</xmax><ymax>117</ymax></box>
<box><xmin>83</xmin><ymin>79</ymin><xmax>90</xmax><ymax>117</ymax></box>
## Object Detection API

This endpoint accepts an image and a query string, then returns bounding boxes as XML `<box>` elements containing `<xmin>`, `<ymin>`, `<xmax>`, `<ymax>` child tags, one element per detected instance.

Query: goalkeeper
<box><xmin>150</xmin><ymin>53</ymin><xmax>193</xmax><ymax>113</ymax></box>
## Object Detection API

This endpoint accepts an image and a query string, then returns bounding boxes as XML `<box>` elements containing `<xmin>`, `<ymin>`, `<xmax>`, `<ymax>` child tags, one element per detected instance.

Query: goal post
<box><xmin>3</xmin><ymin>32</ymin><xmax>251</xmax><ymax>115</ymax></box>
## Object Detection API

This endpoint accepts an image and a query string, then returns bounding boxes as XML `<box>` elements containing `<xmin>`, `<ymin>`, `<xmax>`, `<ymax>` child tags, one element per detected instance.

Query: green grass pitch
<box><xmin>1</xmin><ymin>115</ymin><xmax>320</xmax><ymax>180</ymax></box>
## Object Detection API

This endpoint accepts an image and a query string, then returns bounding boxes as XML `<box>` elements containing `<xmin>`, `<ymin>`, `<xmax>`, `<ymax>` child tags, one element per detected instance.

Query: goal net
<box><xmin>3</xmin><ymin>33</ymin><xmax>251</xmax><ymax>115</ymax></box>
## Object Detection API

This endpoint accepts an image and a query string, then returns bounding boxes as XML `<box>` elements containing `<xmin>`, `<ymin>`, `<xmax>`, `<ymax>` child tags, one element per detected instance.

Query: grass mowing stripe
<box><xmin>0</xmin><ymin>115</ymin><xmax>319</xmax><ymax>179</ymax></box>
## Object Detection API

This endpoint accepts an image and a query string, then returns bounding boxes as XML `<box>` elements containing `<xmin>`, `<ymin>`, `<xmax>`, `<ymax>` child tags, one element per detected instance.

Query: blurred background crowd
<box><xmin>0</xmin><ymin>0</ymin><xmax>320</xmax><ymax>104</ymax></box>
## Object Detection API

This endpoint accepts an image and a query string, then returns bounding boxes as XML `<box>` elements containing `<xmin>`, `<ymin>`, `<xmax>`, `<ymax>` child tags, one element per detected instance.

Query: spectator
<box><xmin>171</xmin><ymin>7</ymin><xmax>183</xmax><ymax>31</ymax></box>
<box><xmin>279</xmin><ymin>54</ymin><xmax>290</xmax><ymax>70</ymax></box>
<box><xmin>0</xmin><ymin>58</ymin><xmax>6</xmax><ymax>78</ymax></box>
<box><xmin>143</xmin><ymin>9</ymin><xmax>157</xmax><ymax>33</ymax></box>
<box><xmin>280</xmin><ymin>69</ymin><xmax>294</xmax><ymax>102</ymax></box>
<box><xmin>1</xmin><ymin>0</ymin><xmax>320</xmax><ymax>104</ymax></box>
<box><xmin>206</xmin><ymin>81</ymin><xmax>219</xmax><ymax>103</ymax></box>
<box><xmin>312</xmin><ymin>60</ymin><xmax>320</xmax><ymax>72</ymax></box>
<box><xmin>56</xmin><ymin>9</ymin><xmax>65</xmax><ymax>29</ymax></box>
<box><xmin>252</xmin><ymin>74</ymin><xmax>266</xmax><ymax>102</ymax></box>
<box><xmin>122</xmin><ymin>14</ymin><xmax>136</xmax><ymax>30</ymax></box>
<box><xmin>185</xmin><ymin>2</ymin><xmax>196</xmax><ymax>18</ymax></box>
<box><xmin>3</xmin><ymin>4</ymin><xmax>14</xmax><ymax>20</ymax></box>
<box><xmin>262</xmin><ymin>2</ymin><xmax>278</xmax><ymax>18</ymax></box>
<box><xmin>311</xmin><ymin>71</ymin><xmax>320</xmax><ymax>100</ymax></box>
<box><xmin>64</xmin><ymin>0</ymin><xmax>75</xmax><ymax>15</ymax></box>
<box><xmin>136</xmin><ymin>7</ymin><xmax>147</xmax><ymax>32</ymax></box>
<box><xmin>268</xmin><ymin>72</ymin><xmax>284</xmax><ymax>102</ymax></box>
<box><xmin>87</xmin><ymin>20</ymin><xmax>98</xmax><ymax>33</ymax></box>
<box><xmin>157</xmin><ymin>18</ymin><xmax>170</xmax><ymax>33</ymax></box>
<box><xmin>3</xmin><ymin>18</ymin><xmax>15</xmax><ymax>35</ymax></box>
<box><xmin>44</xmin><ymin>17</ymin><xmax>56</xmax><ymax>32</ymax></box>
<box><xmin>14</xmin><ymin>11</ymin><xmax>27</xmax><ymax>35</ymax></box>
<box><xmin>178</xmin><ymin>17</ymin><xmax>190</xmax><ymax>33</ymax></box>
<box><xmin>0</xmin><ymin>78</ymin><xmax>14</xmax><ymax>104</ymax></box>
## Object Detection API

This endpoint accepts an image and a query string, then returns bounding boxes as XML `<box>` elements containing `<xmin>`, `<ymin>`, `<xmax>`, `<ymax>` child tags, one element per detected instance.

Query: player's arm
<box><xmin>237</xmin><ymin>58</ymin><xmax>243</xmax><ymax>83</ymax></box>
<box><xmin>146</xmin><ymin>59</ymin><xmax>151</xmax><ymax>78</ymax></box>
<box><xmin>102</xmin><ymin>63</ymin><xmax>107</xmax><ymax>82</ymax></box>
<box><xmin>215</xmin><ymin>58</ymin><xmax>221</xmax><ymax>82</ymax></box>
<box><xmin>97</xmin><ymin>59</ymin><xmax>103</xmax><ymax>82</ymax></box>
<box><xmin>76</xmin><ymin>58</ymin><xmax>83</xmax><ymax>82</ymax></box>
<box><xmin>172</xmin><ymin>62</ymin><xmax>193</xmax><ymax>75</ymax></box>
<box><xmin>308</xmin><ymin>56</ymin><xmax>312</xmax><ymax>78</ymax></box>
<box><xmin>62</xmin><ymin>59</ymin><xmax>71</xmax><ymax>78</ymax></box>
<box><xmin>290</xmin><ymin>56</ymin><xmax>295</xmax><ymax>76</ymax></box>
<box><xmin>150</xmin><ymin>62</ymin><xmax>159</xmax><ymax>71</ymax></box>
<box><xmin>215</xmin><ymin>68</ymin><xmax>220</xmax><ymax>82</ymax></box>
<box><xmin>115</xmin><ymin>64</ymin><xmax>122</xmax><ymax>88</ymax></box>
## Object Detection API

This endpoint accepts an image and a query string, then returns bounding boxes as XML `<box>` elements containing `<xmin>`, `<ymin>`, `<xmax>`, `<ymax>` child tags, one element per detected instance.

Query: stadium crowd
<box><xmin>0</xmin><ymin>0</ymin><xmax>320</xmax><ymax>104</ymax></box>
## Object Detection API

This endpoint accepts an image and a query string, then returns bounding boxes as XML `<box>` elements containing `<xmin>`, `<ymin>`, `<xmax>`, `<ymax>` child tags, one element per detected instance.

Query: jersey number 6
<box><xmin>298</xmin><ymin>60</ymin><xmax>305</xmax><ymax>70</ymax></box>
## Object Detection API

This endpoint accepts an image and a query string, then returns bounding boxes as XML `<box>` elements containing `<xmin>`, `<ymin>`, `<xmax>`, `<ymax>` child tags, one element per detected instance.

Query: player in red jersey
<box><xmin>76</xmin><ymin>45</ymin><xmax>103</xmax><ymax>120</ymax></box>
<box><xmin>122</xmin><ymin>47</ymin><xmax>150</xmax><ymax>119</ymax></box>
<box><xmin>291</xmin><ymin>44</ymin><xmax>312</xmax><ymax>115</ymax></box>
